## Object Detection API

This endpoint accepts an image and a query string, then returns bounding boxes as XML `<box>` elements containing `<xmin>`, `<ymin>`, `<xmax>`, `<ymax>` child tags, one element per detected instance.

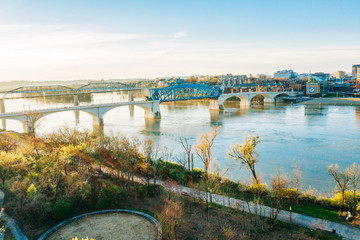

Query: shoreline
<box><xmin>299</xmin><ymin>97</ymin><xmax>360</xmax><ymax>106</ymax></box>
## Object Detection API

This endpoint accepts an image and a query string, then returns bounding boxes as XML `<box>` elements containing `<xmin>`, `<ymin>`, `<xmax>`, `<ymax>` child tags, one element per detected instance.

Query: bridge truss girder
<box><xmin>152</xmin><ymin>84</ymin><xmax>222</xmax><ymax>102</ymax></box>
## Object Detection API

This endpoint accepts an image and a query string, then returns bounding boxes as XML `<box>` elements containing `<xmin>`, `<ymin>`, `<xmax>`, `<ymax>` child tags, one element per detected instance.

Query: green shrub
<box><xmin>299</xmin><ymin>194</ymin><xmax>317</xmax><ymax>203</ymax></box>
<box><xmin>138</xmin><ymin>184</ymin><xmax>163</xmax><ymax>198</ymax></box>
<box><xmin>331</xmin><ymin>191</ymin><xmax>360</xmax><ymax>208</ymax></box>
<box><xmin>284</xmin><ymin>188</ymin><xmax>298</xmax><ymax>202</ymax></box>
<box><xmin>191</xmin><ymin>168</ymin><xmax>203</xmax><ymax>180</ymax></box>
<box><xmin>26</xmin><ymin>184</ymin><xmax>37</xmax><ymax>200</ymax></box>
<box><xmin>52</xmin><ymin>200</ymin><xmax>71</xmax><ymax>221</ymax></box>
<box><xmin>246</xmin><ymin>183</ymin><xmax>268</xmax><ymax>196</ymax></box>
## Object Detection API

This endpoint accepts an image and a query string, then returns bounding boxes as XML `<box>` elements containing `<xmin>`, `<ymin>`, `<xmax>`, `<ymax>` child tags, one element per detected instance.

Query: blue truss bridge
<box><xmin>151</xmin><ymin>84</ymin><xmax>222</xmax><ymax>102</ymax></box>
<box><xmin>0</xmin><ymin>82</ymin><xmax>297</xmax><ymax>134</ymax></box>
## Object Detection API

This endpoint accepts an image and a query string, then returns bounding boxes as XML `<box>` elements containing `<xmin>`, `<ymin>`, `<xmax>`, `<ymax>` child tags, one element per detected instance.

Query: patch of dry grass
<box><xmin>46</xmin><ymin>212</ymin><xmax>157</xmax><ymax>240</ymax></box>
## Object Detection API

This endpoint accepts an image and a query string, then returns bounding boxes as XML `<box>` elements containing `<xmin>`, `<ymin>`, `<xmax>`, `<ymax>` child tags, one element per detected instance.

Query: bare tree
<box><xmin>328</xmin><ymin>164</ymin><xmax>351</xmax><ymax>206</ymax></box>
<box><xmin>227</xmin><ymin>134</ymin><xmax>261</xmax><ymax>185</ymax></box>
<box><xmin>159</xmin><ymin>198</ymin><xmax>184</xmax><ymax>240</ymax></box>
<box><xmin>270</xmin><ymin>167</ymin><xmax>290</xmax><ymax>223</ymax></box>
<box><xmin>179</xmin><ymin>136</ymin><xmax>192</xmax><ymax>171</ymax></box>
<box><xmin>347</xmin><ymin>163</ymin><xmax>360</xmax><ymax>216</ymax></box>
<box><xmin>293</xmin><ymin>163</ymin><xmax>302</xmax><ymax>204</ymax></box>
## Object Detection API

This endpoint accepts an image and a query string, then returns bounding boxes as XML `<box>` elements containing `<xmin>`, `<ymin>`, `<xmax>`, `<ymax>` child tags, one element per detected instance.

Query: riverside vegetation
<box><xmin>0</xmin><ymin>127</ymin><xmax>357</xmax><ymax>239</ymax></box>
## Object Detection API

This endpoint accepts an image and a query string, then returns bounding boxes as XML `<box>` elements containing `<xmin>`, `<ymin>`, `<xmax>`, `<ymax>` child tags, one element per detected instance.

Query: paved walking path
<box><xmin>152</xmin><ymin>179</ymin><xmax>360</xmax><ymax>240</ymax></box>
<box><xmin>0</xmin><ymin>191</ymin><xmax>28</xmax><ymax>240</ymax></box>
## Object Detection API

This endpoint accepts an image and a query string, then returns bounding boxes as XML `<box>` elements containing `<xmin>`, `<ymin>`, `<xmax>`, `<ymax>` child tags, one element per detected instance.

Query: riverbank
<box><xmin>300</xmin><ymin>97</ymin><xmax>360</xmax><ymax>106</ymax></box>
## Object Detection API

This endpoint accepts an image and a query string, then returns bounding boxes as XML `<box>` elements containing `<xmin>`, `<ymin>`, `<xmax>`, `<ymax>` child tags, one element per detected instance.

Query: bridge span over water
<box><xmin>0</xmin><ymin>84</ymin><xmax>297</xmax><ymax>134</ymax></box>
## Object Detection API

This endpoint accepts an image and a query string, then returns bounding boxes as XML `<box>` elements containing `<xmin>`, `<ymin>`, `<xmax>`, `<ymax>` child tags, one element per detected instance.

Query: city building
<box><xmin>298</xmin><ymin>73</ymin><xmax>309</xmax><ymax>80</ymax></box>
<box><xmin>334</xmin><ymin>70</ymin><xmax>346</xmax><ymax>79</ymax></box>
<box><xmin>253</xmin><ymin>74</ymin><xmax>266</xmax><ymax>79</ymax></box>
<box><xmin>312</xmin><ymin>72</ymin><xmax>330</xmax><ymax>81</ymax></box>
<box><xmin>273</xmin><ymin>70</ymin><xmax>297</xmax><ymax>80</ymax></box>
<box><xmin>219</xmin><ymin>74</ymin><xmax>247</xmax><ymax>87</ymax></box>
<box><xmin>306</xmin><ymin>76</ymin><xmax>321</xmax><ymax>96</ymax></box>
<box><xmin>352</xmin><ymin>64</ymin><xmax>360</xmax><ymax>79</ymax></box>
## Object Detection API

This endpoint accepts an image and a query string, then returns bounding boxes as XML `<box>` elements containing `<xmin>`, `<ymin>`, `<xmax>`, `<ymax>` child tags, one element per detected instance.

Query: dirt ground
<box><xmin>46</xmin><ymin>212</ymin><xmax>158</xmax><ymax>240</ymax></box>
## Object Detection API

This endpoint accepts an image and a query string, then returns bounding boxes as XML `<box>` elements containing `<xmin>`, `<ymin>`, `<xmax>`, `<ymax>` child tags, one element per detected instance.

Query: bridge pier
<box><xmin>92</xmin><ymin>116</ymin><xmax>104</xmax><ymax>134</ymax></box>
<box><xmin>128</xmin><ymin>91</ymin><xmax>134</xmax><ymax>102</ymax></box>
<box><xmin>0</xmin><ymin>99</ymin><xmax>5</xmax><ymax>130</ymax></box>
<box><xmin>141</xmin><ymin>101</ymin><xmax>161</xmax><ymax>119</ymax></box>
<box><xmin>144</xmin><ymin>109</ymin><xmax>161</xmax><ymax>119</ymax></box>
<box><xmin>240</xmin><ymin>99</ymin><xmax>250</xmax><ymax>107</ymax></box>
<box><xmin>74</xmin><ymin>94</ymin><xmax>80</xmax><ymax>106</ymax></box>
<box><xmin>209</xmin><ymin>99</ymin><xmax>223</xmax><ymax>110</ymax></box>
<box><xmin>264</xmin><ymin>97</ymin><xmax>275</xmax><ymax>104</ymax></box>
<box><xmin>0</xmin><ymin>99</ymin><xmax>5</xmax><ymax>114</ymax></box>
<box><xmin>22</xmin><ymin>121</ymin><xmax>34</xmax><ymax>134</ymax></box>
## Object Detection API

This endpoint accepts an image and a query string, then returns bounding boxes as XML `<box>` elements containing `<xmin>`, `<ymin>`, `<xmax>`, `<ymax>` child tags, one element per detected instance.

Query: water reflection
<box><xmin>144</xmin><ymin>118</ymin><xmax>161</xmax><ymax>134</ymax></box>
<box><xmin>129</xmin><ymin>105</ymin><xmax>134</xmax><ymax>117</ymax></box>
<box><xmin>1</xmin><ymin>93</ymin><xmax>360</xmax><ymax>193</ymax></box>
<box><xmin>356</xmin><ymin>107</ymin><xmax>360</xmax><ymax>128</ymax></box>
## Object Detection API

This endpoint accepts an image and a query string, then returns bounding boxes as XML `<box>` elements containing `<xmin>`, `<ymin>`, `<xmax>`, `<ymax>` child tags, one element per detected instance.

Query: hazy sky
<box><xmin>0</xmin><ymin>0</ymin><xmax>359</xmax><ymax>81</ymax></box>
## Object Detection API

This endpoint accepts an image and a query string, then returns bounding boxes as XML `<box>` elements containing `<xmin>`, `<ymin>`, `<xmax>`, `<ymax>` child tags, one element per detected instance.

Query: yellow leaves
<box><xmin>193</xmin><ymin>127</ymin><xmax>221</xmax><ymax>175</ymax></box>
<box><xmin>227</xmin><ymin>134</ymin><xmax>261</xmax><ymax>184</ymax></box>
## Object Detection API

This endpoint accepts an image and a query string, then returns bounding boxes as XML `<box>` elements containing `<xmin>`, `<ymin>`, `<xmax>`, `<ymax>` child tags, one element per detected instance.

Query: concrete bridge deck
<box><xmin>0</xmin><ymin>89</ymin><xmax>297</xmax><ymax>134</ymax></box>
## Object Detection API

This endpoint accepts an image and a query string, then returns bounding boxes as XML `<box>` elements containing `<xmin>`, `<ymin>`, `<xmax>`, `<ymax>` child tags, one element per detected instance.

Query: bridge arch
<box><xmin>221</xmin><ymin>95</ymin><xmax>250</xmax><ymax>106</ymax></box>
<box><xmin>250</xmin><ymin>93</ymin><xmax>274</xmax><ymax>104</ymax></box>
<box><xmin>100</xmin><ymin>103</ymin><xmax>160</xmax><ymax>121</ymax></box>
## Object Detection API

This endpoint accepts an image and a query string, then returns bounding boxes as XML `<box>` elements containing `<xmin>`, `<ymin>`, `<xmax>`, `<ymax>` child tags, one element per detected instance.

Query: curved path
<box><xmin>0</xmin><ymin>191</ymin><xmax>28</xmax><ymax>240</ymax></box>
<box><xmin>154</xmin><ymin>179</ymin><xmax>360</xmax><ymax>240</ymax></box>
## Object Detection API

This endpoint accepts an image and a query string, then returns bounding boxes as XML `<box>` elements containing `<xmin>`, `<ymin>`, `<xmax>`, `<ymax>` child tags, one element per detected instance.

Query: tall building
<box><xmin>353</xmin><ymin>64</ymin><xmax>360</xmax><ymax>79</ymax></box>
<box><xmin>334</xmin><ymin>70</ymin><xmax>346</xmax><ymax>79</ymax></box>
<box><xmin>273</xmin><ymin>70</ymin><xmax>296</xmax><ymax>80</ymax></box>
<box><xmin>219</xmin><ymin>74</ymin><xmax>246</xmax><ymax>87</ymax></box>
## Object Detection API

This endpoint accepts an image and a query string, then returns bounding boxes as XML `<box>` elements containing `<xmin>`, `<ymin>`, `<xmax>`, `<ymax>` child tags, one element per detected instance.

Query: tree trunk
<box><xmin>251</xmin><ymin>168</ymin><xmax>259</xmax><ymax>185</ymax></box>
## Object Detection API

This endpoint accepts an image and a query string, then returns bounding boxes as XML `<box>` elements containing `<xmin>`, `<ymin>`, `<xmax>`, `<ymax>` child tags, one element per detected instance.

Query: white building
<box><xmin>274</xmin><ymin>70</ymin><xmax>297</xmax><ymax>80</ymax></box>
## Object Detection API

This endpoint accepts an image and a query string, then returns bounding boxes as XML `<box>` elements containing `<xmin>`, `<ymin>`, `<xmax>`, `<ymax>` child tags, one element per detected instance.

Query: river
<box><xmin>2</xmin><ymin>92</ymin><xmax>360</xmax><ymax>194</ymax></box>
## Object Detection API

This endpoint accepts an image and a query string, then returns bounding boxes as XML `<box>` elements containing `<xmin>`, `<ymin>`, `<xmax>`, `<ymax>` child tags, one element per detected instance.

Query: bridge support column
<box><xmin>0</xmin><ymin>99</ymin><xmax>5</xmax><ymax>114</ymax></box>
<box><xmin>145</xmin><ymin>109</ymin><xmax>161</xmax><ymax>119</ymax></box>
<box><xmin>143</xmin><ymin>102</ymin><xmax>161</xmax><ymax>119</ymax></box>
<box><xmin>264</xmin><ymin>97</ymin><xmax>275</xmax><ymax>104</ymax></box>
<box><xmin>1</xmin><ymin>119</ymin><xmax>5</xmax><ymax>130</ymax></box>
<box><xmin>92</xmin><ymin>116</ymin><xmax>104</xmax><ymax>135</ymax></box>
<box><xmin>0</xmin><ymin>99</ymin><xmax>5</xmax><ymax>130</ymax></box>
<box><xmin>240</xmin><ymin>99</ymin><xmax>250</xmax><ymax>107</ymax></box>
<box><xmin>209</xmin><ymin>99</ymin><xmax>223</xmax><ymax>111</ymax></box>
<box><xmin>22</xmin><ymin>122</ymin><xmax>34</xmax><ymax>135</ymax></box>
<box><xmin>128</xmin><ymin>91</ymin><xmax>134</xmax><ymax>102</ymax></box>
<box><xmin>74</xmin><ymin>94</ymin><xmax>80</xmax><ymax>106</ymax></box>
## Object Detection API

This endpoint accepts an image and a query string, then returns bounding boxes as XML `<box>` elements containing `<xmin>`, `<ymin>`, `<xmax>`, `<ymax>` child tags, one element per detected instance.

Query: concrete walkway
<box><xmin>153</xmin><ymin>179</ymin><xmax>360</xmax><ymax>240</ymax></box>
<box><xmin>0</xmin><ymin>191</ymin><xmax>28</xmax><ymax>240</ymax></box>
